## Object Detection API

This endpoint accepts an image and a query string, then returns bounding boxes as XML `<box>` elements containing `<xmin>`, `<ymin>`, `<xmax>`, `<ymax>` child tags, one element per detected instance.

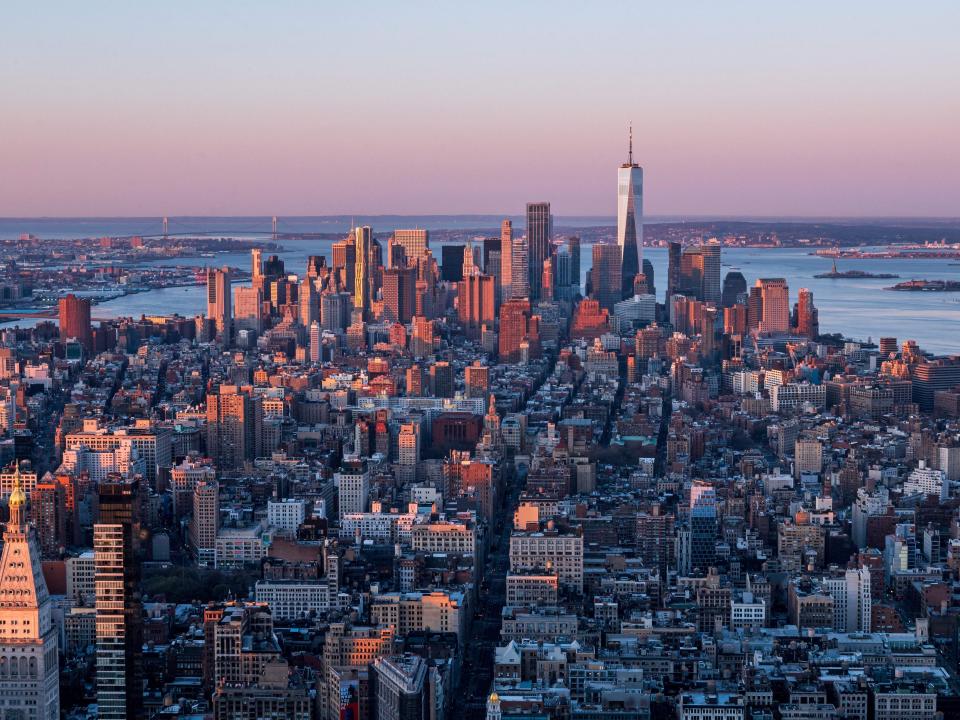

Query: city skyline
<box><xmin>1</xmin><ymin>3</ymin><xmax>958</xmax><ymax>217</ymax></box>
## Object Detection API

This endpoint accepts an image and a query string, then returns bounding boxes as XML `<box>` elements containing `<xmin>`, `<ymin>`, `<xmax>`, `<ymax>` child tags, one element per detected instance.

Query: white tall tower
<box><xmin>617</xmin><ymin>124</ymin><xmax>643</xmax><ymax>299</ymax></box>
<box><xmin>0</xmin><ymin>465</ymin><xmax>60</xmax><ymax>719</ymax></box>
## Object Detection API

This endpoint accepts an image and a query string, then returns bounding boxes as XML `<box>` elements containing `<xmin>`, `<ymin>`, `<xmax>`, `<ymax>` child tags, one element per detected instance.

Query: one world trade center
<box><xmin>617</xmin><ymin>125</ymin><xmax>643</xmax><ymax>299</ymax></box>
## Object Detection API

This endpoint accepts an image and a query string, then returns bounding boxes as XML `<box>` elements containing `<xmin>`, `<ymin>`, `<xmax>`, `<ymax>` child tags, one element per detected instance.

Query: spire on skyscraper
<box><xmin>628</xmin><ymin>122</ymin><xmax>633</xmax><ymax>165</ymax></box>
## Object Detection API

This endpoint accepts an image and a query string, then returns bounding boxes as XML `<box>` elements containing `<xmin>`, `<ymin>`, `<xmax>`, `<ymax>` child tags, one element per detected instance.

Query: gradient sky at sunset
<box><xmin>1</xmin><ymin>2</ymin><xmax>958</xmax><ymax>217</ymax></box>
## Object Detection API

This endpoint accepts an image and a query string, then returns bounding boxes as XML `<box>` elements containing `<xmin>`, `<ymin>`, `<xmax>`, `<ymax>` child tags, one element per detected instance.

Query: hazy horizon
<box><xmin>2</xmin><ymin>2</ymin><xmax>958</xmax><ymax>217</ymax></box>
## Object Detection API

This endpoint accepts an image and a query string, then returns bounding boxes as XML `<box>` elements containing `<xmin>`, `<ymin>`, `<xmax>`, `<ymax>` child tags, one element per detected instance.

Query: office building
<box><xmin>205</xmin><ymin>385</ymin><xmax>264</xmax><ymax>470</ymax></box>
<box><xmin>499</xmin><ymin>298</ymin><xmax>536</xmax><ymax>363</ymax></box>
<box><xmin>700</xmin><ymin>240</ymin><xmax>721</xmax><ymax>304</ymax></box>
<box><xmin>59</xmin><ymin>293</ymin><xmax>92</xmax><ymax>350</ymax></box>
<box><xmin>525</xmin><ymin>202</ymin><xmax>551</xmax><ymax>300</ymax></box>
<box><xmin>336</xmin><ymin>459</ymin><xmax>370</xmax><ymax>520</ymax></box>
<box><xmin>721</xmin><ymin>271</ymin><xmax>747</xmax><ymax>308</ymax></box>
<box><xmin>440</xmin><ymin>245</ymin><xmax>465</xmax><ymax>283</ymax></box>
<box><xmin>95</xmin><ymin>479</ymin><xmax>143</xmax><ymax>720</ymax></box>
<box><xmin>591</xmin><ymin>242</ymin><xmax>622</xmax><ymax>312</ymax></box>
<box><xmin>353</xmin><ymin>226</ymin><xmax>372</xmax><ymax>317</ymax></box>
<box><xmin>500</xmin><ymin>219</ymin><xmax>513</xmax><ymax>302</ymax></box>
<box><xmin>392</xmin><ymin>229</ymin><xmax>429</xmax><ymax>265</ymax></box>
<box><xmin>190</xmin><ymin>478</ymin><xmax>219</xmax><ymax>565</ymax></box>
<box><xmin>233</xmin><ymin>285</ymin><xmax>263</xmax><ymax>334</ymax></box>
<box><xmin>795</xmin><ymin>288</ymin><xmax>818</xmax><ymax>338</ymax></box>
<box><xmin>206</xmin><ymin>266</ymin><xmax>232</xmax><ymax>342</ymax></box>
<box><xmin>667</xmin><ymin>241</ymin><xmax>682</xmax><ymax>302</ymax></box>
<box><xmin>382</xmin><ymin>266</ymin><xmax>417</xmax><ymax>324</ymax></box>
<box><xmin>457</xmin><ymin>273</ymin><xmax>496</xmax><ymax>337</ymax></box>
<box><xmin>689</xmin><ymin>481</ymin><xmax>717</xmax><ymax>574</ymax></box>
<box><xmin>617</xmin><ymin>128</ymin><xmax>643</xmax><ymax>298</ymax></box>
<box><xmin>511</xmin><ymin>234</ymin><xmax>530</xmax><ymax>299</ymax></box>
<box><xmin>757</xmin><ymin>277</ymin><xmax>790</xmax><ymax>333</ymax></box>
<box><xmin>0</xmin><ymin>468</ymin><xmax>60</xmax><ymax>720</ymax></box>
<box><xmin>567</xmin><ymin>235</ymin><xmax>581</xmax><ymax>295</ymax></box>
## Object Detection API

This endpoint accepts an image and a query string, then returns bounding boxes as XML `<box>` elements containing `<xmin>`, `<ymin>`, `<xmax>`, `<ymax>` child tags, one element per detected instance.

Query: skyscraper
<box><xmin>190</xmin><ymin>478</ymin><xmax>219</xmax><ymax>565</ymax></box>
<box><xmin>511</xmin><ymin>233</ymin><xmax>530</xmax><ymax>300</ymax></box>
<box><xmin>689</xmin><ymin>480</ymin><xmax>717</xmax><ymax>573</ymax></box>
<box><xmin>392</xmin><ymin>229</ymin><xmax>429</xmax><ymax>265</ymax></box>
<box><xmin>353</xmin><ymin>226</ymin><xmax>372</xmax><ymax>317</ymax></box>
<box><xmin>457</xmin><ymin>273</ymin><xmax>496</xmax><ymax>338</ymax></box>
<box><xmin>500</xmin><ymin>219</ymin><xmax>513</xmax><ymax>302</ymax></box>
<box><xmin>299</xmin><ymin>277</ymin><xmax>318</xmax><ymax>327</ymax></box>
<box><xmin>795</xmin><ymin>288</ymin><xmax>819</xmax><ymax>338</ymax></box>
<box><xmin>251</xmin><ymin>247</ymin><xmax>263</xmax><ymax>282</ymax></box>
<box><xmin>206</xmin><ymin>385</ymin><xmax>263</xmax><ymax>470</ymax></box>
<box><xmin>721</xmin><ymin>271</ymin><xmax>747</xmax><ymax>308</ymax></box>
<box><xmin>525</xmin><ymin>202</ymin><xmax>551</xmax><ymax>300</ymax></box>
<box><xmin>700</xmin><ymin>240</ymin><xmax>721</xmax><ymax>305</ymax></box>
<box><xmin>0</xmin><ymin>466</ymin><xmax>60</xmax><ymax>720</ymax></box>
<box><xmin>499</xmin><ymin>298</ymin><xmax>536</xmax><ymax>362</ymax></box>
<box><xmin>206</xmin><ymin>267</ymin><xmax>232</xmax><ymax>342</ymax></box>
<box><xmin>642</xmin><ymin>257</ymin><xmax>655</xmax><ymax>299</ymax></box>
<box><xmin>568</xmin><ymin>236</ymin><xmax>581</xmax><ymax>296</ymax></box>
<box><xmin>617</xmin><ymin>127</ymin><xmax>643</xmax><ymax>299</ymax></box>
<box><xmin>591</xmin><ymin>243</ymin><xmax>622</xmax><ymax>312</ymax></box>
<box><xmin>667</xmin><ymin>242</ymin><xmax>682</xmax><ymax>303</ymax></box>
<box><xmin>382</xmin><ymin>266</ymin><xmax>417</xmax><ymax>324</ymax></box>
<box><xmin>331</xmin><ymin>239</ymin><xmax>356</xmax><ymax>294</ymax></box>
<box><xmin>95</xmin><ymin>478</ymin><xmax>143</xmax><ymax>720</ymax></box>
<box><xmin>59</xmin><ymin>293</ymin><xmax>92</xmax><ymax>350</ymax></box>
<box><xmin>233</xmin><ymin>286</ymin><xmax>263</xmax><ymax>334</ymax></box>
<box><xmin>757</xmin><ymin>278</ymin><xmax>790</xmax><ymax>333</ymax></box>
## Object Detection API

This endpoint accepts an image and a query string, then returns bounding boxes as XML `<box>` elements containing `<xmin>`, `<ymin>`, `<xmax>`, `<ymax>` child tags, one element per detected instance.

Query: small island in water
<box><xmin>814</xmin><ymin>261</ymin><xmax>899</xmax><ymax>280</ymax></box>
<box><xmin>885</xmin><ymin>280</ymin><xmax>960</xmax><ymax>292</ymax></box>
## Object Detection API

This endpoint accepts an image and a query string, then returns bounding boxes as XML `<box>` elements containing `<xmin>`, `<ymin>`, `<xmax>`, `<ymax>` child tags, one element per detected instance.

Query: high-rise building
<box><xmin>525</xmin><ymin>202</ymin><xmax>551</xmax><ymax>300</ymax></box>
<box><xmin>309</xmin><ymin>321</ymin><xmax>322</xmax><ymax>362</ymax></box>
<box><xmin>700</xmin><ymin>240</ymin><xmax>721</xmax><ymax>305</ymax></box>
<box><xmin>440</xmin><ymin>245</ymin><xmax>465</xmax><ymax>283</ymax></box>
<box><xmin>747</xmin><ymin>285</ymin><xmax>763</xmax><ymax>330</ymax></box>
<box><xmin>332</xmin><ymin>239</ymin><xmax>357</xmax><ymax>294</ymax></box>
<box><xmin>206</xmin><ymin>267</ymin><xmax>232</xmax><ymax>342</ymax></box>
<box><xmin>0</xmin><ymin>467</ymin><xmax>60</xmax><ymax>720</ymax></box>
<box><xmin>721</xmin><ymin>271</ymin><xmax>747</xmax><ymax>308</ymax></box>
<box><xmin>233</xmin><ymin>286</ymin><xmax>263</xmax><ymax>334</ymax></box>
<box><xmin>795</xmin><ymin>287</ymin><xmax>819</xmax><ymax>338</ymax></box>
<box><xmin>511</xmin><ymin>235</ymin><xmax>530</xmax><ymax>299</ymax></box>
<box><xmin>591</xmin><ymin>243</ymin><xmax>622</xmax><ymax>312</ymax></box>
<box><xmin>500</xmin><ymin>219</ymin><xmax>513</xmax><ymax>302</ymax></box>
<box><xmin>392</xmin><ymin>229</ymin><xmax>429</xmax><ymax>266</ymax></box>
<box><xmin>457</xmin><ymin>273</ymin><xmax>496</xmax><ymax>337</ymax></box>
<box><xmin>430</xmin><ymin>361</ymin><xmax>455</xmax><ymax>398</ymax></box>
<box><xmin>679</xmin><ymin>248</ymin><xmax>705</xmax><ymax>299</ymax></box>
<box><xmin>95</xmin><ymin>479</ymin><xmax>143</xmax><ymax>720</ymax></box>
<box><xmin>190</xmin><ymin>479</ymin><xmax>219</xmax><ymax>565</ymax></box>
<box><xmin>617</xmin><ymin>127</ymin><xmax>643</xmax><ymax>299</ymax></box>
<box><xmin>206</xmin><ymin>385</ymin><xmax>263</xmax><ymax>470</ymax></box>
<box><xmin>299</xmin><ymin>278</ymin><xmax>319</xmax><ymax>327</ymax></box>
<box><xmin>757</xmin><ymin>278</ymin><xmax>790</xmax><ymax>334</ymax></box>
<box><xmin>410</xmin><ymin>316</ymin><xmax>434</xmax><ymax>358</ymax></box>
<box><xmin>336</xmin><ymin>459</ymin><xmax>370</xmax><ymax>520</ymax></box>
<box><xmin>59</xmin><ymin>293</ymin><xmax>93</xmax><ymax>350</ymax></box>
<box><xmin>689</xmin><ymin>481</ymin><xmax>717</xmax><ymax>574</ymax></box>
<box><xmin>568</xmin><ymin>236</ymin><xmax>581</xmax><ymax>296</ymax></box>
<box><xmin>382</xmin><ymin>266</ymin><xmax>417</xmax><ymax>324</ymax></box>
<box><xmin>353</xmin><ymin>226</ymin><xmax>373</xmax><ymax>317</ymax></box>
<box><xmin>667</xmin><ymin>241</ymin><xmax>682</xmax><ymax>303</ymax></box>
<box><xmin>251</xmin><ymin>247</ymin><xmax>263</xmax><ymax>282</ymax></box>
<box><xmin>464</xmin><ymin>361</ymin><xmax>490</xmax><ymax>398</ymax></box>
<box><xmin>29</xmin><ymin>478</ymin><xmax>66</xmax><ymax>558</ymax></box>
<box><xmin>321</xmin><ymin>292</ymin><xmax>351</xmax><ymax>332</ymax></box>
<box><xmin>499</xmin><ymin>298</ymin><xmax>536</xmax><ymax>363</ymax></box>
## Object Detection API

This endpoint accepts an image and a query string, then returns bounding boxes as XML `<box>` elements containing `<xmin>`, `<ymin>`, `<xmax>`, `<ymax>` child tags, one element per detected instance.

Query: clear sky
<box><xmin>1</xmin><ymin>2</ymin><xmax>958</xmax><ymax>217</ymax></box>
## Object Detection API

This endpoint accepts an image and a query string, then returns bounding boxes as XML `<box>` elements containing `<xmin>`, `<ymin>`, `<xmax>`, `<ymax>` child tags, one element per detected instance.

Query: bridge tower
<box><xmin>272</xmin><ymin>216</ymin><xmax>278</xmax><ymax>241</ymax></box>
<box><xmin>162</xmin><ymin>216</ymin><xmax>169</xmax><ymax>240</ymax></box>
